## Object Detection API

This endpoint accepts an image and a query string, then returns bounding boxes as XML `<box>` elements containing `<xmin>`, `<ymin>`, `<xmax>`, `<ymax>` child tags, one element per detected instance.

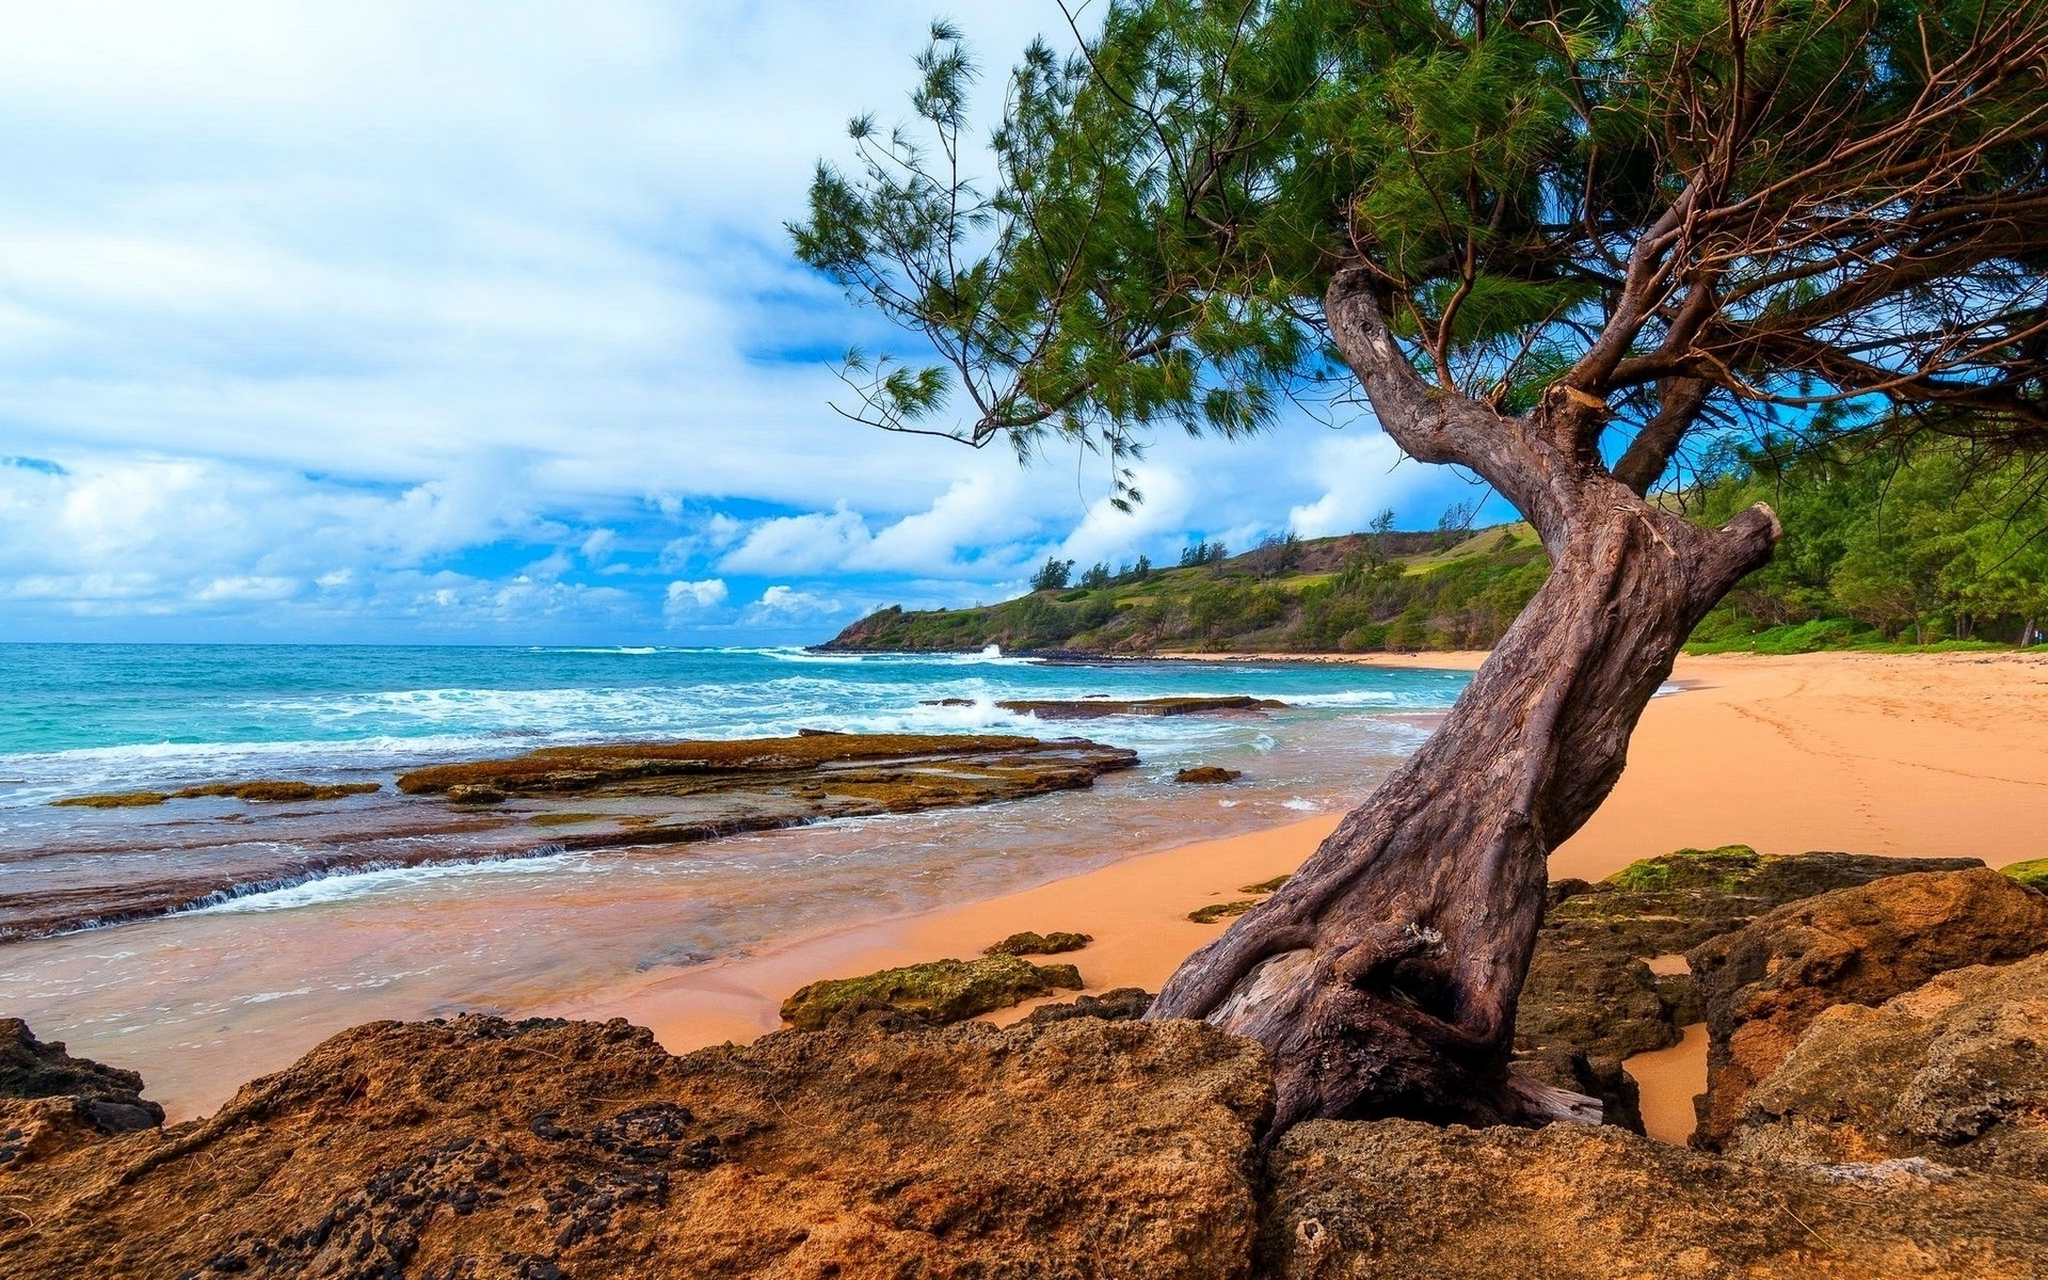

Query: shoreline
<box><xmin>47</xmin><ymin>646</ymin><xmax>2048</xmax><ymax>1129</ymax></box>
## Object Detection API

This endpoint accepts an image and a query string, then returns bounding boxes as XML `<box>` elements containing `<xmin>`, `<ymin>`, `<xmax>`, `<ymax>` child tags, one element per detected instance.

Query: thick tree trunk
<box><xmin>1147</xmin><ymin>269</ymin><xmax>1781</xmax><ymax>1133</ymax></box>
<box><xmin>1151</xmin><ymin>489</ymin><xmax>1778</xmax><ymax>1130</ymax></box>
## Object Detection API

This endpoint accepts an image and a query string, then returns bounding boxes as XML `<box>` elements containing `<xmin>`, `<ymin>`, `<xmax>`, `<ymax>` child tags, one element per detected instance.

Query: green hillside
<box><xmin>826</xmin><ymin>438</ymin><xmax>2048</xmax><ymax>657</ymax></box>
<box><xmin>823</xmin><ymin>525</ymin><xmax>1550</xmax><ymax>654</ymax></box>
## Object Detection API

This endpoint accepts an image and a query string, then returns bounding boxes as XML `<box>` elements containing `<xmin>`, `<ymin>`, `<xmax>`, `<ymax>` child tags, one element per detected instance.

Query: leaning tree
<box><xmin>792</xmin><ymin>0</ymin><xmax>2048</xmax><ymax>1130</ymax></box>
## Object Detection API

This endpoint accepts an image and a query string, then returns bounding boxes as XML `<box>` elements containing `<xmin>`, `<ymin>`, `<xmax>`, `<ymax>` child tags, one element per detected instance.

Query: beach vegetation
<box><xmin>1030</xmin><ymin>557</ymin><xmax>1075</xmax><ymax>591</ymax></box>
<box><xmin>796</xmin><ymin>0</ymin><xmax>2048</xmax><ymax>1131</ymax></box>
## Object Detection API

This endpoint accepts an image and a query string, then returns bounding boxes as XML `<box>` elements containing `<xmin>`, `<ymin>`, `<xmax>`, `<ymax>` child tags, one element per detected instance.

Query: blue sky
<box><xmin>0</xmin><ymin>1</ymin><xmax>1502</xmax><ymax>646</ymax></box>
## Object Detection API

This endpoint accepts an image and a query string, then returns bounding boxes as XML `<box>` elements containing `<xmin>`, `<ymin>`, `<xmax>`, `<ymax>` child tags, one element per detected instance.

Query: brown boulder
<box><xmin>1175</xmin><ymin>766</ymin><xmax>1244</xmax><ymax>784</ymax></box>
<box><xmin>1734</xmin><ymin>951</ymin><xmax>2048</xmax><ymax>1180</ymax></box>
<box><xmin>1689</xmin><ymin>869</ymin><xmax>2048</xmax><ymax>1147</ymax></box>
<box><xmin>1260</xmin><ymin>1117</ymin><xmax>2048</xmax><ymax>1279</ymax></box>
<box><xmin>1</xmin><ymin>1014</ymin><xmax>1270</xmax><ymax>1279</ymax></box>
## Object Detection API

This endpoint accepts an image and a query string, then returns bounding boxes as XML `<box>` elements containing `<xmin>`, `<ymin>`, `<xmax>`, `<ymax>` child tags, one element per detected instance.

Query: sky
<box><xmin>0</xmin><ymin>1</ymin><xmax>1502</xmax><ymax>646</ymax></box>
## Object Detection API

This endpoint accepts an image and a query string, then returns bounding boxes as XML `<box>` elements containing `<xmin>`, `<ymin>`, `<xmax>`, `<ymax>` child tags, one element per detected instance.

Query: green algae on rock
<box><xmin>2005</xmin><ymin>858</ymin><xmax>2048</xmax><ymax>890</ymax></box>
<box><xmin>50</xmin><ymin>791</ymin><xmax>171</xmax><ymax>809</ymax></box>
<box><xmin>52</xmin><ymin>781</ymin><xmax>380</xmax><ymax>809</ymax></box>
<box><xmin>983</xmin><ymin>930</ymin><xmax>1093</xmax><ymax>957</ymax></box>
<box><xmin>395</xmin><ymin>731</ymin><xmax>1135</xmax><ymax>803</ymax></box>
<box><xmin>780</xmin><ymin>955</ymin><xmax>1084</xmax><ymax>1030</ymax></box>
<box><xmin>16</xmin><ymin>734</ymin><xmax>1139</xmax><ymax>944</ymax></box>
<box><xmin>1189</xmin><ymin>900</ymin><xmax>1257</xmax><ymax>924</ymax></box>
<box><xmin>1240</xmin><ymin>874</ymin><xmax>1291</xmax><ymax>894</ymax></box>
<box><xmin>174</xmin><ymin>781</ymin><xmax>380</xmax><ymax>802</ymax></box>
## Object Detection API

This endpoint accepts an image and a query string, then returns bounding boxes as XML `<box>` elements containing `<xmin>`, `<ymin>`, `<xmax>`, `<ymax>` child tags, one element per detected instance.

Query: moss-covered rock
<box><xmin>983</xmin><ymin>930</ymin><xmax>1093</xmax><ymax>957</ymax></box>
<box><xmin>1188</xmin><ymin>900</ymin><xmax>1257</xmax><ymax>924</ymax></box>
<box><xmin>2004</xmin><ymin>858</ymin><xmax>2048</xmax><ymax>890</ymax></box>
<box><xmin>1174</xmin><ymin>766</ymin><xmax>1243</xmax><ymax>784</ymax></box>
<box><xmin>779</xmin><ymin>955</ymin><xmax>1084</xmax><ymax>1031</ymax></box>
<box><xmin>50</xmin><ymin>791</ymin><xmax>170</xmax><ymax>808</ymax></box>
<box><xmin>173</xmin><ymin>781</ymin><xmax>380</xmax><ymax>803</ymax></box>
<box><xmin>1240</xmin><ymin>874</ymin><xmax>1291</xmax><ymax>894</ymax></box>
<box><xmin>51</xmin><ymin>781</ymin><xmax>380</xmax><ymax>809</ymax></box>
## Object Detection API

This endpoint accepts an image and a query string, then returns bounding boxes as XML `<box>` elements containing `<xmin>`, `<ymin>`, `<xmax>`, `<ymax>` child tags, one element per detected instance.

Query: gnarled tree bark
<box><xmin>1148</xmin><ymin>269</ymin><xmax>1782</xmax><ymax>1131</ymax></box>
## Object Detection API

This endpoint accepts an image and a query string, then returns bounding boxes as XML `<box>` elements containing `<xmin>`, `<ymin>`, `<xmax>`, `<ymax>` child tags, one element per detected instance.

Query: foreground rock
<box><xmin>1513</xmin><ymin>847</ymin><xmax>1983</xmax><ymax>1133</ymax></box>
<box><xmin>1735</xmin><ymin>950</ymin><xmax>2048</xmax><ymax>1180</ymax></box>
<box><xmin>1261</xmin><ymin>1118</ymin><xmax>2048</xmax><ymax>1279</ymax></box>
<box><xmin>0</xmin><ymin>1020</ymin><xmax>163</xmax><ymax>1164</ymax></box>
<box><xmin>2</xmin><ymin>1015</ymin><xmax>1270</xmax><ymax>1279</ymax></box>
<box><xmin>1690</xmin><ymin>869</ymin><xmax>2048</xmax><ymax>1147</ymax></box>
<box><xmin>779</xmin><ymin>954</ymin><xmax>1085</xmax><ymax>1030</ymax></box>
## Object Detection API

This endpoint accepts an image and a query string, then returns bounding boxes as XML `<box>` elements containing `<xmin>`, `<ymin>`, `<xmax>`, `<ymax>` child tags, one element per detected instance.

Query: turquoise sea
<box><xmin>0</xmin><ymin>643</ymin><xmax>1468</xmax><ymax>1117</ymax></box>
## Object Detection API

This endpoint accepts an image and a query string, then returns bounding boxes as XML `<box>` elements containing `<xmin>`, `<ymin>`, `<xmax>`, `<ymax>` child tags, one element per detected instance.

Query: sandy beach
<box><xmin>541</xmin><ymin>649</ymin><xmax>2048</xmax><ymax>1138</ymax></box>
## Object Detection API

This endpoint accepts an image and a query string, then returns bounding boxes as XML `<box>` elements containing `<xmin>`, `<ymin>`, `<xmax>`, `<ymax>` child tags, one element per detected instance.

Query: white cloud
<box><xmin>664</xmin><ymin>577</ymin><xmax>728</xmax><ymax>614</ymax></box>
<box><xmin>750</xmin><ymin>584</ymin><xmax>839</xmax><ymax>619</ymax></box>
<box><xmin>719</xmin><ymin>506</ymin><xmax>870</xmax><ymax>576</ymax></box>
<box><xmin>1056</xmin><ymin>466</ymin><xmax>1194</xmax><ymax>569</ymax></box>
<box><xmin>1287</xmin><ymin>431</ymin><xmax>1418</xmax><ymax>539</ymax></box>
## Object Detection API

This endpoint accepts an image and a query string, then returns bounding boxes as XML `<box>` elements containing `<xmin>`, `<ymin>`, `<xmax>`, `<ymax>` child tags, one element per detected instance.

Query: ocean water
<box><xmin>0</xmin><ymin>643</ymin><xmax>1468</xmax><ymax>1116</ymax></box>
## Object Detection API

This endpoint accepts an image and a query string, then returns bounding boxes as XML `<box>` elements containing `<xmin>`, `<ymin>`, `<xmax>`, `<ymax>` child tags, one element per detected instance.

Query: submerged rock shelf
<box><xmin>5</xmin><ymin>733</ymin><xmax>1138</xmax><ymax>943</ymax></box>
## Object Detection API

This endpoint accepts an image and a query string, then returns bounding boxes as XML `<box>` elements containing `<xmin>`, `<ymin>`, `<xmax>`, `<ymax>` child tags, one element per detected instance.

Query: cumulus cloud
<box><xmin>1286</xmin><ymin>431</ymin><xmax>1419</xmax><ymax>539</ymax></box>
<box><xmin>664</xmin><ymin>578</ymin><xmax>728</xmax><ymax>614</ymax></box>
<box><xmin>750</xmin><ymin>584</ymin><xmax>840</xmax><ymax>620</ymax></box>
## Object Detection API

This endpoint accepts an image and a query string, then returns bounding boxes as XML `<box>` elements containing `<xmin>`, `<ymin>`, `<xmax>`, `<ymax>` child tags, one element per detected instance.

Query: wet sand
<box><xmin>558</xmin><ymin>650</ymin><xmax>2048</xmax><ymax>1141</ymax></box>
<box><xmin>1627</xmin><ymin>1023</ymin><xmax>1710</xmax><ymax>1144</ymax></box>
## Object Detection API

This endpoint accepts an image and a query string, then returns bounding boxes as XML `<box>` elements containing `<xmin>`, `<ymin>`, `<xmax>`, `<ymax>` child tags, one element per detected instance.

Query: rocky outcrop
<box><xmin>395</xmin><ymin>731</ymin><xmax>1137</xmax><ymax>806</ymax></box>
<box><xmin>1544</xmin><ymin>845</ymin><xmax>1985</xmax><ymax>958</ymax></box>
<box><xmin>1</xmin><ymin>1015</ymin><xmax>1271</xmax><ymax>1279</ymax></box>
<box><xmin>995</xmin><ymin>695</ymin><xmax>1286</xmax><ymax>719</ymax></box>
<box><xmin>1734</xmin><ymin>951</ymin><xmax>2048</xmax><ymax>1180</ymax></box>
<box><xmin>1515</xmin><ymin>849</ymin><xmax>1989</xmax><ymax>1136</ymax></box>
<box><xmin>1690</xmin><ymin>869</ymin><xmax>2048</xmax><ymax>1147</ymax></box>
<box><xmin>53</xmin><ymin>780</ymin><xmax>382</xmax><ymax>808</ymax></box>
<box><xmin>1175</xmin><ymin>765</ymin><xmax>1244</xmax><ymax>784</ymax></box>
<box><xmin>0</xmin><ymin>1020</ymin><xmax>163</xmax><ymax>1165</ymax></box>
<box><xmin>1023</xmin><ymin>987</ymin><xmax>1156</xmax><ymax>1025</ymax></box>
<box><xmin>1260</xmin><ymin>1118</ymin><xmax>2048</xmax><ymax>1279</ymax></box>
<box><xmin>8</xmin><ymin>733</ymin><xmax>1138</xmax><ymax>943</ymax></box>
<box><xmin>778</xmin><ymin>954</ymin><xmax>1085</xmax><ymax>1030</ymax></box>
<box><xmin>982</xmin><ymin>929</ymin><xmax>1092</xmax><ymax>957</ymax></box>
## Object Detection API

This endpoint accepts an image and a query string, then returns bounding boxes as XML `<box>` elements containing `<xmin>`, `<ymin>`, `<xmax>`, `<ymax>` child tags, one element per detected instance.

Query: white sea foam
<box><xmin>182</xmin><ymin>850</ymin><xmax>586</xmax><ymax>916</ymax></box>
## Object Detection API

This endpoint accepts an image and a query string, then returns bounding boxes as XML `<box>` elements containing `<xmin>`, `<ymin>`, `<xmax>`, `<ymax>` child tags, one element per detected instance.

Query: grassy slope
<box><xmin>823</xmin><ymin>524</ymin><xmax>1551</xmax><ymax>654</ymax></box>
